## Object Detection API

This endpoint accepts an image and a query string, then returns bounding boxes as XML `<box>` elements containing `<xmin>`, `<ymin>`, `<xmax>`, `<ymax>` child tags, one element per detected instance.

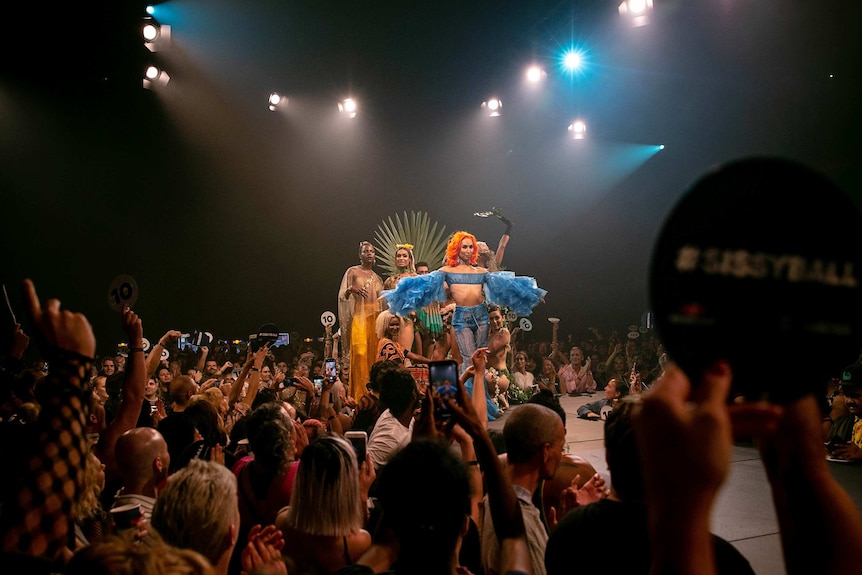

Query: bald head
<box><xmin>115</xmin><ymin>427</ymin><xmax>170</xmax><ymax>489</ymax></box>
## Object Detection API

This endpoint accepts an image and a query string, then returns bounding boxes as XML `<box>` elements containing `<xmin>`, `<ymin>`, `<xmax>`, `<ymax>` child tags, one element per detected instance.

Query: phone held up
<box><xmin>325</xmin><ymin>358</ymin><xmax>337</xmax><ymax>383</ymax></box>
<box><xmin>429</xmin><ymin>359</ymin><xmax>459</xmax><ymax>421</ymax></box>
<box><xmin>345</xmin><ymin>430</ymin><xmax>367</xmax><ymax>465</ymax></box>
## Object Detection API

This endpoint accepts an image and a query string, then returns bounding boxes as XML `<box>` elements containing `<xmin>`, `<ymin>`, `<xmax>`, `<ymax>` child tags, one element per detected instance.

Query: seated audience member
<box><xmin>111</xmin><ymin>427</ymin><xmax>170</xmax><ymax>531</ymax></box>
<box><xmin>482</xmin><ymin>403</ymin><xmax>605</xmax><ymax>575</ymax></box>
<box><xmin>158</xmin><ymin>375</ymin><xmax>200</xmax><ymax>467</ymax></box>
<box><xmin>824</xmin><ymin>363</ymin><xmax>862</xmax><ymax>461</ymax></box>
<box><xmin>576</xmin><ymin>378</ymin><xmax>627</xmax><ymax>420</ymax></box>
<box><xmin>536</xmin><ymin>358</ymin><xmax>562</xmax><ymax>396</ymax></box>
<box><xmin>150</xmin><ymin>459</ymin><xmax>243</xmax><ymax>575</ymax></box>
<box><xmin>171</xmin><ymin>399</ymin><xmax>227</xmax><ymax>471</ymax></box>
<box><xmin>339</xmin><ymin>369</ymin><xmax>532</xmax><ymax>575</ymax></box>
<box><xmin>229</xmin><ymin>402</ymin><xmax>302</xmax><ymax>574</ymax></box>
<box><xmin>524</xmin><ymin>391</ymin><xmax>602</xmax><ymax>529</ymax></box>
<box><xmin>546</xmin><ymin>396</ymin><xmax>753</xmax><ymax>575</ymax></box>
<box><xmin>351</xmin><ymin>360</ymin><xmax>397</xmax><ymax>434</ymax></box>
<box><xmin>366</xmin><ymin>367</ymin><xmax>418</xmax><ymax>473</ymax></box>
<box><xmin>511</xmin><ymin>351</ymin><xmax>535</xmax><ymax>393</ymax></box>
<box><xmin>137</xmin><ymin>377</ymin><xmax>167</xmax><ymax>428</ymax></box>
<box><xmin>277</xmin><ymin>435</ymin><xmax>374</xmax><ymax>573</ymax></box>
<box><xmin>72</xmin><ymin>450</ymin><xmax>110</xmax><ymax>550</ymax></box>
<box><xmin>633</xmin><ymin>362</ymin><xmax>862</xmax><ymax>575</ymax></box>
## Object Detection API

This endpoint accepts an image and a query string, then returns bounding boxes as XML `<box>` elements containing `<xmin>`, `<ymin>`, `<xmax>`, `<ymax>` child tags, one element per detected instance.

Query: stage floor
<box><xmin>488</xmin><ymin>393</ymin><xmax>862</xmax><ymax>575</ymax></box>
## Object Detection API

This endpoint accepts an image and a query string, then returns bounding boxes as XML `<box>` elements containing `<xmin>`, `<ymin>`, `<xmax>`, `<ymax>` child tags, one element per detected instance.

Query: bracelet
<box><xmin>250</xmin><ymin>367</ymin><xmax>260</xmax><ymax>372</ymax></box>
<box><xmin>129</xmin><ymin>347</ymin><xmax>144</xmax><ymax>353</ymax></box>
<box><xmin>466</xmin><ymin>460</ymin><xmax>480</xmax><ymax>466</ymax></box>
<box><xmin>328</xmin><ymin>415</ymin><xmax>336</xmax><ymax>420</ymax></box>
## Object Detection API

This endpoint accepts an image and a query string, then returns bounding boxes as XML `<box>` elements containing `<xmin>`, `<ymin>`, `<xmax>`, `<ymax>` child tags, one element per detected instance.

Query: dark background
<box><xmin>2</xmin><ymin>0</ymin><xmax>860</xmax><ymax>356</ymax></box>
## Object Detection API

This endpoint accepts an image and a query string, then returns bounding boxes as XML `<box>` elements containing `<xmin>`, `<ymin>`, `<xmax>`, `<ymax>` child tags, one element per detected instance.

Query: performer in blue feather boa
<box><xmin>381</xmin><ymin>231</ymin><xmax>546</xmax><ymax>420</ymax></box>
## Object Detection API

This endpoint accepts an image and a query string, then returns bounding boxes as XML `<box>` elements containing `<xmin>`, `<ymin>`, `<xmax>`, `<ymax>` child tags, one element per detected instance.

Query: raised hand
<box><xmin>121</xmin><ymin>305</ymin><xmax>143</xmax><ymax>345</ymax></box>
<box><xmin>23</xmin><ymin>278</ymin><xmax>95</xmax><ymax>358</ymax></box>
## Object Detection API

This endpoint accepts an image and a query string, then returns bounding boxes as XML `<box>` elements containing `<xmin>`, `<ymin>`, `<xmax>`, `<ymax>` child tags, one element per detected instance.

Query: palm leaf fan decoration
<box><xmin>374</xmin><ymin>211</ymin><xmax>448</xmax><ymax>278</ymax></box>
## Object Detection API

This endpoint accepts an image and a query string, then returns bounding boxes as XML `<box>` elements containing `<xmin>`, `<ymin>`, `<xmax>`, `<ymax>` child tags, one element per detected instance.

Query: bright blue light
<box><xmin>563</xmin><ymin>49</ymin><xmax>583</xmax><ymax>72</ymax></box>
<box><xmin>659</xmin><ymin>144</ymin><xmax>665</xmax><ymax>150</ymax></box>
<box><xmin>146</xmin><ymin>5</ymin><xmax>155</xmax><ymax>15</ymax></box>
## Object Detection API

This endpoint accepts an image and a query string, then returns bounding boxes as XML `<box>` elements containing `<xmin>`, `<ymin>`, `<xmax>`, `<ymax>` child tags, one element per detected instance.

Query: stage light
<box><xmin>142</xmin><ymin>18</ymin><xmax>159</xmax><ymax>41</ymax></box>
<box><xmin>338</xmin><ymin>98</ymin><xmax>357</xmax><ymax>118</ymax></box>
<box><xmin>143</xmin><ymin>64</ymin><xmax>170</xmax><ymax>89</ymax></box>
<box><xmin>146</xmin><ymin>5</ymin><xmax>155</xmax><ymax>15</ymax></box>
<box><xmin>619</xmin><ymin>0</ymin><xmax>654</xmax><ymax>27</ymax></box>
<box><xmin>562</xmin><ymin>49</ymin><xmax>585</xmax><ymax>73</ymax></box>
<box><xmin>143</xmin><ymin>17</ymin><xmax>170</xmax><ymax>52</ymax></box>
<box><xmin>659</xmin><ymin>144</ymin><xmax>665</xmax><ymax>150</ymax></box>
<box><xmin>525</xmin><ymin>65</ymin><xmax>546</xmax><ymax>84</ymax></box>
<box><xmin>568</xmin><ymin>119</ymin><xmax>587</xmax><ymax>140</ymax></box>
<box><xmin>268</xmin><ymin>92</ymin><xmax>287</xmax><ymax>111</ymax></box>
<box><xmin>481</xmin><ymin>98</ymin><xmax>502</xmax><ymax>117</ymax></box>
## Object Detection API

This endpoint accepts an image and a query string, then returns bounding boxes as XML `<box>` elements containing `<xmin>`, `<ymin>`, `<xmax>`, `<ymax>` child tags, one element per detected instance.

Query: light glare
<box><xmin>526</xmin><ymin>66</ymin><xmax>544</xmax><ymax>83</ymax></box>
<box><xmin>568</xmin><ymin>120</ymin><xmax>587</xmax><ymax>139</ymax></box>
<box><xmin>563</xmin><ymin>50</ymin><xmax>583</xmax><ymax>72</ymax></box>
<box><xmin>481</xmin><ymin>98</ymin><xmax>502</xmax><ymax>117</ymax></box>
<box><xmin>338</xmin><ymin>98</ymin><xmax>358</xmax><ymax>118</ymax></box>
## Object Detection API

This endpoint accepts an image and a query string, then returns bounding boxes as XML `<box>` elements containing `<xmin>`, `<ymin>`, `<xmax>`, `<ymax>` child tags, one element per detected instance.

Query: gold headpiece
<box><xmin>395</xmin><ymin>243</ymin><xmax>414</xmax><ymax>250</ymax></box>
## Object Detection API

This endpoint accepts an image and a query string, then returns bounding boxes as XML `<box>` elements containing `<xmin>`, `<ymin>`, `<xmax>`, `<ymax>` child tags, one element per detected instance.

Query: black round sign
<box><xmin>649</xmin><ymin>157</ymin><xmax>862</xmax><ymax>402</ymax></box>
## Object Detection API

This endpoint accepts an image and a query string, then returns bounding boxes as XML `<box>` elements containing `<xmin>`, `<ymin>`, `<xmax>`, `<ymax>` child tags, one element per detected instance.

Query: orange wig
<box><xmin>445</xmin><ymin>231</ymin><xmax>479</xmax><ymax>267</ymax></box>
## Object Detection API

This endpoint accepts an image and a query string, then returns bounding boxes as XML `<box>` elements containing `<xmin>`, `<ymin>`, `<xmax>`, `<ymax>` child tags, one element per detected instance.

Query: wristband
<box><xmin>250</xmin><ymin>367</ymin><xmax>260</xmax><ymax>372</ymax></box>
<box><xmin>466</xmin><ymin>460</ymin><xmax>480</xmax><ymax>467</ymax></box>
<box><xmin>129</xmin><ymin>347</ymin><xmax>144</xmax><ymax>353</ymax></box>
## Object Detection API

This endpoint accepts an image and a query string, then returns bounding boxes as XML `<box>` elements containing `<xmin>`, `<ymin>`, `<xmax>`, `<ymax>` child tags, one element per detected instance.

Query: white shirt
<box><xmin>367</xmin><ymin>409</ymin><xmax>413</xmax><ymax>472</ymax></box>
<box><xmin>512</xmin><ymin>370</ymin><xmax>535</xmax><ymax>391</ymax></box>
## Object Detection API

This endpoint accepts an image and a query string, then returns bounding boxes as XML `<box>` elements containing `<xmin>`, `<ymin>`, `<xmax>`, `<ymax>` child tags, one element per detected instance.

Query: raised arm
<box><xmin>447</xmin><ymin>367</ymin><xmax>530</xmax><ymax>575</ymax></box>
<box><xmin>145</xmin><ymin>329</ymin><xmax>181</xmax><ymax>377</ymax></box>
<box><xmin>228</xmin><ymin>346</ymin><xmax>254</xmax><ymax>406</ymax></box>
<box><xmin>196</xmin><ymin>345</ymin><xmax>209</xmax><ymax>373</ymax></box>
<box><xmin>756</xmin><ymin>395</ymin><xmax>862</xmax><ymax>575</ymax></box>
<box><xmin>240</xmin><ymin>344</ymin><xmax>268</xmax><ymax>409</ymax></box>
<box><xmin>459</xmin><ymin>347</ymin><xmax>489</xmax><ymax>427</ymax></box>
<box><xmin>97</xmin><ymin>306</ymin><xmax>147</xmax><ymax>480</ymax></box>
<box><xmin>1</xmin><ymin>280</ymin><xmax>95</xmax><ymax>559</ymax></box>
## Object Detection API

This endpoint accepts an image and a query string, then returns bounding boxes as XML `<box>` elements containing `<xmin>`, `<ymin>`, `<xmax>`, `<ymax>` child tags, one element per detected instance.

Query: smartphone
<box><xmin>178</xmin><ymin>336</ymin><xmax>200</xmax><ymax>353</ymax></box>
<box><xmin>429</xmin><ymin>359</ymin><xmax>459</xmax><ymax>420</ymax></box>
<box><xmin>325</xmin><ymin>358</ymin><xmax>337</xmax><ymax>383</ymax></box>
<box><xmin>313</xmin><ymin>376</ymin><xmax>324</xmax><ymax>395</ymax></box>
<box><xmin>345</xmin><ymin>430</ymin><xmax>367</xmax><ymax>465</ymax></box>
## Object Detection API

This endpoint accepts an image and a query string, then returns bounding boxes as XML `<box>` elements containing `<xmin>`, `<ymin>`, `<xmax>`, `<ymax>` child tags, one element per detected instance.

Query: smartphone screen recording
<box><xmin>429</xmin><ymin>360</ymin><xmax>459</xmax><ymax>420</ymax></box>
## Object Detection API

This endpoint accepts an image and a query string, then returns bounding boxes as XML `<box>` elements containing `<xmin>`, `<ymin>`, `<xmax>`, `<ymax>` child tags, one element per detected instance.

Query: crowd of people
<box><xmin>2</xmin><ymin>256</ymin><xmax>862</xmax><ymax>574</ymax></box>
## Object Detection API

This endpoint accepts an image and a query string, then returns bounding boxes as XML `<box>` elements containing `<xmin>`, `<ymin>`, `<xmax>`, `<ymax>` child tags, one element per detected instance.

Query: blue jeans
<box><xmin>452</xmin><ymin>304</ymin><xmax>489</xmax><ymax>371</ymax></box>
<box><xmin>452</xmin><ymin>304</ymin><xmax>499</xmax><ymax>420</ymax></box>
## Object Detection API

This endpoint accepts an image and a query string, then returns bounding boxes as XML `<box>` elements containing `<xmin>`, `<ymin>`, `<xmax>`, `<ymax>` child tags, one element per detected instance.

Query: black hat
<box><xmin>839</xmin><ymin>364</ymin><xmax>862</xmax><ymax>388</ymax></box>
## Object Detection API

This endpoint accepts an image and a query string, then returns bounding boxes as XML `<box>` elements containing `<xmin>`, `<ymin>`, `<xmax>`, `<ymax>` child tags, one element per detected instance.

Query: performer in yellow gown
<box><xmin>337</xmin><ymin>241</ymin><xmax>383</xmax><ymax>401</ymax></box>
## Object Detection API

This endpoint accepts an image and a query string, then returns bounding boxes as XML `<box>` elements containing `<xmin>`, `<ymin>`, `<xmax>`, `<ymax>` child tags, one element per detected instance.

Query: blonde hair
<box><xmin>285</xmin><ymin>435</ymin><xmax>364</xmax><ymax>536</ymax></box>
<box><xmin>151</xmin><ymin>459</ymin><xmax>238</xmax><ymax>565</ymax></box>
<box><xmin>375</xmin><ymin>310</ymin><xmax>399</xmax><ymax>340</ymax></box>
